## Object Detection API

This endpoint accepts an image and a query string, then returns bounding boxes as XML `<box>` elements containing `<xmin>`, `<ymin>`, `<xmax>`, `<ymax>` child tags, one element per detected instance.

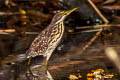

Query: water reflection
<box><xmin>87</xmin><ymin>77</ymin><xmax>104</xmax><ymax>80</ymax></box>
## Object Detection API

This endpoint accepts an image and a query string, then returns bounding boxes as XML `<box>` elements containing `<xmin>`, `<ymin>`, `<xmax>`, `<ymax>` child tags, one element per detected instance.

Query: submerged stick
<box><xmin>81</xmin><ymin>29</ymin><xmax>102</xmax><ymax>54</ymax></box>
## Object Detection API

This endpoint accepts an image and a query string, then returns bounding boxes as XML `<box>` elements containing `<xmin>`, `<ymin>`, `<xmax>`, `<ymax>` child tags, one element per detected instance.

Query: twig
<box><xmin>0</xmin><ymin>12</ymin><xmax>19</xmax><ymax>16</ymax></box>
<box><xmin>75</xmin><ymin>24</ymin><xmax>120</xmax><ymax>29</ymax></box>
<box><xmin>79</xmin><ymin>0</ymin><xmax>109</xmax><ymax>54</ymax></box>
<box><xmin>69</xmin><ymin>29</ymin><xmax>102</xmax><ymax>35</ymax></box>
<box><xmin>101</xmin><ymin>5</ymin><xmax>120</xmax><ymax>10</ymax></box>
<box><xmin>80</xmin><ymin>28</ymin><xmax>102</xmax><ymax>33</ymax></box>
<box><xmin>0</xmin><ymin>32</ymin><xmax>9</xmax><ymax>35</ymax></box>
<box><xmin>88</xmin><ymin>0</ymin><xmax>109</xmax><ymax>24</ymax></box>
<box><xmin>24</xmin><ymin>32</ymin><xmax>39</xmax><ymax>34</ymax></box>
<box><xmin>0</xmin><ymin>29</ymin><xmax>15</xmax><ymax>33</ymax></box>
<box><xmin>81</xmin><ymin>30</ymin><xmax>102</xmax><ymax>53</ymax></box>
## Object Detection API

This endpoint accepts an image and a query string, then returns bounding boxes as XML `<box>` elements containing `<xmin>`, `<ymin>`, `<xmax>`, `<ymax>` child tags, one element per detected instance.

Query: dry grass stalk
<box><xmin>0</xmin><ymin>29</ymin><xmax>15</xmax><ymax>33</ymax></box>
<box><xmin>101</xmin><ymin>5</ymin><xmax>120</xmax><ymax>10</ymax></box>
<box><xmin>76</xmin><ymin>24</ymin><xmax>120</xmax><ymax>29</ymax></box>
<box><xmin>81</xmin><ymin>30</ymin><xmax>102</xmax><ymax>53</ymax></box>
<box><xmin>80</xmin><ymin>0</ymin><xmax>110</xmax><ymax>54</ymax></box>
<box><xmin>105</xmin><ymin>47</ymin><xmax>120</xmax><ymax>71</ymax></box>
<box><xmin>88</xmin><ymin>0</ymin><xmax>109</xmax><ymax>24</ymax></box>
<box><xmin>80</xmin><ymin>0</ymin><xmax>109</xmax><ymax>54</ymax></box>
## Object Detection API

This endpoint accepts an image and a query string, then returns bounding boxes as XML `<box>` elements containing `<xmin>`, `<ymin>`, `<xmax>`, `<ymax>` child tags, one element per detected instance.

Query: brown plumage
<box><xmin>26</xmin><ymin>8</ymin><xmax>77</xmax><ymax>60</ymax></box>
<box><xmin>26</xmin><ymin>8</ymin><xmax>77</xmax><ymax>79</ymax></box>
<box><xmin>26</xmin><ymin>14</ymin><xmax>65</xmax><ymax>60</ymax></box>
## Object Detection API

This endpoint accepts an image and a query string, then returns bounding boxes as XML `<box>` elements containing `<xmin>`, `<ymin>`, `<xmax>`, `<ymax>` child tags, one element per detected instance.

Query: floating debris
<box><xmin>69</xmin><ymin>74</ymin><xmax>79</xmax><ymax>80</ymax></box>
<box><xmin>69</xmin><ymin>68</ymin><xmax>114</xmax><ymax>80</ymax></box>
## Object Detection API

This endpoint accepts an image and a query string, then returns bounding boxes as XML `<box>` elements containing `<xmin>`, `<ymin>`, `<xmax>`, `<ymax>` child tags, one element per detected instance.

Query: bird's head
<box><xmin>51</xmin><ymin>8</ymin><xmax>77</xmax><ymax>25</ymax></box>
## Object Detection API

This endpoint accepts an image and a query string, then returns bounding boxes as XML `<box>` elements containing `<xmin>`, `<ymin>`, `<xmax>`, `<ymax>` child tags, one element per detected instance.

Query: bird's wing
<box><xmin>26</xmin><ymin>28</ymin><xmax>52</xmax><ymax>58</ymax></box>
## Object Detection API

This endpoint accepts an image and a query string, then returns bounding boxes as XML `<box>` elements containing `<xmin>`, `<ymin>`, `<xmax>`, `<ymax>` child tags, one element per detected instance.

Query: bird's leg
<box><xmin>46</xmin><ymin>54</ymin><xmax>54</xmax><ymax>80</ymax></box>
<box><xmin>45</xmin><ymin>59</ymin><xmax>53</xmax><ymax>80</ymax></box>
<box><xmin>45</xmin><ymin>59</ymin><xmax>48</xmax><ymax>72</ymax></box>
<box><xmin>26</xmin><ymin>57</ymin><xmax>39</xmax><ymax>79</ymax></box>
<box><xmin>46</xmin><ymin>53</ymin><xmax>51</xmax><ymax>72</ymax></box>
<box><xmin>27</xmin><ymin>57</ymin><xmax>33</xmax><ymax>75</ymax></box>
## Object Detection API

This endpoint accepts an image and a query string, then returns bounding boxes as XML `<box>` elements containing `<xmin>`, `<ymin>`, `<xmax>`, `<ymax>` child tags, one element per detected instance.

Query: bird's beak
<box><xmin>55</xmin><ymin>8</ymin><xmax>77</xmax><ymax>24</ymax></box>
<box><xmin>61</xmin><ymin>8</ymin><xmax>77</xmax><ymax>16</ymax></box>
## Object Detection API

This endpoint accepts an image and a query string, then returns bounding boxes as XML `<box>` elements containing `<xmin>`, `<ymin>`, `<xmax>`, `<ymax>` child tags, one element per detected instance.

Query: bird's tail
<box><xmin>15</xmin><ymin>53</ymin><xmax>27</xmax><ymax>62</ymax></box>
<box><xmin>1</xmin><ymin>53</ymin><xmax>27</xmax><ymax>66</ymax></box>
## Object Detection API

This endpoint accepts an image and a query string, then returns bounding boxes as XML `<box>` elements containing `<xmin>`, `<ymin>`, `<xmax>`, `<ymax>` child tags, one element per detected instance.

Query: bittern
<box><xmin>26</xmin><ymin>8</ymin><xmax>77</xmax><ymax>79</ymax></box>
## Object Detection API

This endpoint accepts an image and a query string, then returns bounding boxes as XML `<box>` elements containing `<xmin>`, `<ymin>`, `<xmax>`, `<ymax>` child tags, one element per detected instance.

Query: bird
<box><xmin>26</xmin><ymin>8</ymin><xmax>77</xmax><ymax>79</ymax></box>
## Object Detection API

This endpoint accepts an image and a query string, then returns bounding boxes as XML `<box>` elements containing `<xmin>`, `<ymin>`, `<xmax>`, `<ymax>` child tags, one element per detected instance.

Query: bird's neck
<box><xmin>59</xmin><ymin>21</ymin><xmax>64</xmax><ymax>34</ymax></box>
<box><xmin>50</xmin><ymin>21</ymin><xmax>64</xmax><ymax>39</ymax></box>
<box><xmin>55</xmin><ymin>21</ymin><xmax>64</xmax><ymax>34</ymax></box>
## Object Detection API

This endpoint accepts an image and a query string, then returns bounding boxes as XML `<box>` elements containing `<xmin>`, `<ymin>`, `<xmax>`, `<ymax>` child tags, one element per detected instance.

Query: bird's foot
<box><xmin>26</xmin><ymin>72</ymin><xmax>40</xmax><ymax>80</ymax></box>
<box><xmin>46</xmin><ymin>70</ymin><xmax>54</xmax><ymax>80</ymax></box>
<box><xmin>46</xmin><ymin>77</ymin><xmax>51</xmax><ymax>80</ymax></box>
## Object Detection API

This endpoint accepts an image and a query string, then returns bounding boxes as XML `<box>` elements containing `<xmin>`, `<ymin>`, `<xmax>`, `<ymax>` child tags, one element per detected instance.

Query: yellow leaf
<box><xmin>78</xmin><ymin>74</ymin><xmax>82</xmax><ymax>78</ymax></box>
<box><xmin>19</xmin><ymin>9</ymin><xmax>26</xmax><ymax>15</ymax></box>
<box><xmin>87</xmin><ymin>73</ymin><xmax>94</xmax><ymax>77</ymax></box>
<box><xmin>91</xmin><ymin>70</ymin><xmax>95</xmax><ymax>72</ymax></box>
<box><xmin>108</xmin><ymin>33</ymin><xmax>112</xmax><ymax>37</ymax></box>
<box><xmin>87</xmin><ymin>77</ymin><xmax>94</xmax><ymax>80</ymax></box>
<box><xmin>104</xmin><ymin>74</ymin><xmax>114</xmax><ymax>78</ymax></box>
<box><xmin>92</xmin><ymin>69</ymin><xmax>104</xmax><ymax>73</ymax></box>
<box><xmin>69</xmin><ymin>75</ymin><xmax>78</xmax><ymax>80</ymax></box>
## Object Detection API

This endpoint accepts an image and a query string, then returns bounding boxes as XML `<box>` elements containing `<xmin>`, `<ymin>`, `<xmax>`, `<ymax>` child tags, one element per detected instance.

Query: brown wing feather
<box><xmin>26</xmin><ymin>27</ymin><xmax>52</xmax><ymax>58</ymax></box>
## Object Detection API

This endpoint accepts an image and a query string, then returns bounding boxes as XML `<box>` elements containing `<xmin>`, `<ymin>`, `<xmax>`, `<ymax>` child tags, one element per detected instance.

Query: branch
<box><xmin>88</xmin><ymin>0</ymin><xmax>109</xmax><ymax>24</ymax></box>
